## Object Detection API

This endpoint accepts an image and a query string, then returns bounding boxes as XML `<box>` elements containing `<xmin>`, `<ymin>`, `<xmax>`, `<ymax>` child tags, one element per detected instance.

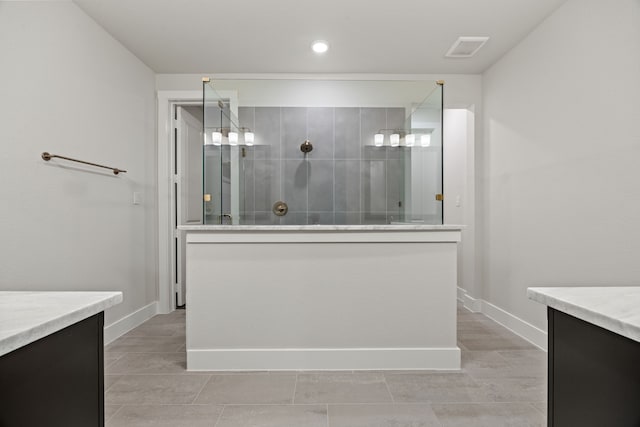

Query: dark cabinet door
<box><xmin>0</xmin><ymin>313</ymin><xmax>105</xmax><ymax>427</ymax></box>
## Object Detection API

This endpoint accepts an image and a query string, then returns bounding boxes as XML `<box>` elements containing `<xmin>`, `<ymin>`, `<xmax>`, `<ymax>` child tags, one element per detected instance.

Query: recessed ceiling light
<box><xmin>311</xmin><ymin>40</ymin><xmax>329</xmax><ymax>54</ymax></box>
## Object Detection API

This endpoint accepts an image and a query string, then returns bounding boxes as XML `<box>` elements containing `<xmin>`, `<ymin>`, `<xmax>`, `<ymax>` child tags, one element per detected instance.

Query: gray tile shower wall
<box><xmin>238</xmin><ymin>106</ymin><xmax>406</xmax><ymax>225</ymax></box>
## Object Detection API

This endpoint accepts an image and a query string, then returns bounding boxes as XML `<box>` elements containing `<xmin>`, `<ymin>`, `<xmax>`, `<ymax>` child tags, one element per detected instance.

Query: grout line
<box><xmin>279</xmin><ymin>107</ymin><xmax>283</xmax><ymax>225</ymax></box>
<box><xmin>332</xmin><ymin>107</ymin><xmax>336</xmax><ymax>224</ymax></box>
<box><xmin>253</xmin><ymin>107</ymin><xmax>256</xmax><ymax>224</ymax></box>
<box><xmin>104</xmin><ymin>375</ymin><xmax>124</xmax><ymax>392</ymax></box>
<box><xmin>291</xmin><ymin>372</ymin><xmax>298</xmax><ymax>404</ymax></box>
<box><xmin>326</xmin><ymin>403</ymin><xmax>330</xmax><ymax>427</ymax></box>
<box><xmin>306</xmin><ymin>107</ymin><xmax>309</xmax><ymax>223</ymax></box>
<box><xmin>383</xmin><ymin>375</ymin><xmax>396</xmax><ymax>404</ymax></box>
<box><xmin>105</xmin><ymin>399</ymin><xmax>547</xmax><ymax>409</ymax></box>
<box><xmin>190</xmin><ymin>374</ymin><xmax>214</xmax><ymax>404</ymax></box>
<box><xmin>358</xmin><ymin>107</ymin><xmax>363</xmax><ymax>222</ymax></box>
<box><xmin>213</xmin><ymin>404</ymin><xmax>225</xmax><ymax>427</ymax></box>
<box><xmin>106</xmin><ymin>404</ymin><xmax>124</xmax><ymax>422</ymax></box>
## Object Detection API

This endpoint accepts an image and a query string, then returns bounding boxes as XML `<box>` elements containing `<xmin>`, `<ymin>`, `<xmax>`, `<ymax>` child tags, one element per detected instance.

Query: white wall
<box><xmin>444</xmin><ymin>110</ymin><xmax>476</xmax><ymax>297</ymax></box>
<box><xmin>0</xmin><ymin>2</ymin><xmax>158</xmax><ymax>326</ymax></box>
<box><xmin>482</xmin><ymin>0</ymin><xmax>640</xmax><ymax>330</ymax></box>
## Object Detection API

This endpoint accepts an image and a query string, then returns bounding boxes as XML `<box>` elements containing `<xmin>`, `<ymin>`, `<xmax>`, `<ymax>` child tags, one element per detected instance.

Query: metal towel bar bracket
<box><xmin>41</xmin><ymin>152</ymin><xmax>127</xmax><ymax>175</ymax></box>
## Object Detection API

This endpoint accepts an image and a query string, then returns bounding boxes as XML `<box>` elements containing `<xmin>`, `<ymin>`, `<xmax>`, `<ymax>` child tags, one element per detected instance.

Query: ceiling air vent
<box><xmin>445</xmin><ymin>37</ymin><xmax>489</xmax><ymax>58</ymax></box>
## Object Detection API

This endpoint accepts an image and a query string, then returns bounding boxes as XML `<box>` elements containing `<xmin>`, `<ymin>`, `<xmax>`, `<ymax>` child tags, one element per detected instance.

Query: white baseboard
<box><xmin>457</xmin><ymin>287</ymin><xmax>482</xmax><ymax>312</ymax></box>
<box><xmin>457</xmin><ymin>287</ymin><xmax>547</xmax><ymax>351</ymax></box>
<box><xmin>187</xmin><ymin>347</ymin><xmax>461</xmax><ymax>371</ymax></box>
<box><xmin>104</xmin><ymin>301</ymin><xmax>158</xmax><ymax>345</ymax></box>
<box><xmin>480</xmin><ymin>300</ymin><xmax>547</xmax><ymax>351</ymax></box>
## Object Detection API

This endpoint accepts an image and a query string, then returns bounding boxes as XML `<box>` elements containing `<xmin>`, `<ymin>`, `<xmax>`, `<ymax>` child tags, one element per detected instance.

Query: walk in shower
<box><xmin>202</xmin><ymin>78</ymin><xmax>443</xmax><ymax>225</ymax></box>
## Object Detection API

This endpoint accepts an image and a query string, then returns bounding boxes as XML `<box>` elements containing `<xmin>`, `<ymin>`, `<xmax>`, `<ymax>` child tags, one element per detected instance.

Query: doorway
<box><xmin>174</xmin><ymin>105</ymin><xmax>203</xmax><ymax>307</ymax></box>
<box><xmin>157</xmin><ymin>88</ymin><xmax>238</xmax><ymax>314</ymax></box>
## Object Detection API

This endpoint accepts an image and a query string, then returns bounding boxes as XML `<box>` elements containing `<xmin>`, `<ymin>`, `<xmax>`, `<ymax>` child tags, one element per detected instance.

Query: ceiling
<box><xmin>73</xmin><ymin>0</ymin><xmax>567</xmax><ymax>74</ymax></box>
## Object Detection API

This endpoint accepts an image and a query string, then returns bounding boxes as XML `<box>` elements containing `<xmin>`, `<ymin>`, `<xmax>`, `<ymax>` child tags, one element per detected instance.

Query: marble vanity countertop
<box><xmin>528</xmin><ymin>286</ymin><xmax>640</xmax><ymax>343</ymax></box>
<box><xmin>0</xmin><ymin>291</ymin><xmax>122</xmax><ymax>357</ymax></box>
<box><xmin>178</xmin><ymin>224</ymin><xmax>463</xmax><ymax>232</ymax></box>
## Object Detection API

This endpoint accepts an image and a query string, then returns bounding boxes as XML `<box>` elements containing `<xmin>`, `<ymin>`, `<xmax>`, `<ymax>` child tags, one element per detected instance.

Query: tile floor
<box><xmin>104</xmin><ymin>305</ymin><xmax>546</xmax><ymax>426</ymax></box>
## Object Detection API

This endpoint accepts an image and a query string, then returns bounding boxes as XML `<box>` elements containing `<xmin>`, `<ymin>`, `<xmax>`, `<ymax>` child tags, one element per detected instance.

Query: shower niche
<box><xmin>202</xmin><ymin>78</ymin><xmax>443</xmax><ymax>225</ymax></box>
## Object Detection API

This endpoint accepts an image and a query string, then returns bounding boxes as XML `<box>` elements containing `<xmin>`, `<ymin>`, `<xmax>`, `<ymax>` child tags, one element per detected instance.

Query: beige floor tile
<box><xmin>431</xmin><ymin>402</ymin><xmax>545</xmax><ymax>426</ymax></box>
<box><xmin>145</xmin><ymin>311</ymin><xmax>186</xmax><ymax>324</ymax></box>
<box><xmin>328</xmin><ymin>403</ymin><xmax>440</xmax><ymax>427</ymax></box>
<box><xmin>215</xmin><ymin>404</ymin><xmax>327</xmax><ymax>427</ymax></box>
<box><xmin>474</xmin><ymin>377</ymin><xmax>546</xmax><ymax>402</ymax></box>
<box><xmin>194</xmin><ymin>374</ymin><xmax>296</xmax><ymax>404</ymax></box>
<box><xmin>105</xmin><ymin>374</ymin><xmax>210</xmax><ymax>405</ymax></box>
<box><xmin>105</xmin><ymin>336</ymin><xmax>185</xmax><ymax>353</ymax></box>
<box><xmin>462</xmin><ymin>351</ymin><xmax>545</xmax><ymax>380</ymax></box>
<box><xmin>461</xmin><ymin>351</ymin><xmax>512</xmax><ymax>379</ymax></box>
<box><xmin>385</xmin><ymin>372</ymin><xmax>490</xmax><ymax>403</ymax></box>
<box><xmin>295</xmin><ymin>372</ymin><xmax>393</xmax><ymax>404</ymax></box>
<box><xmin>100</xmin><ymin>305</ymin><xmax>550</xmax><ymax>425</ymax></box>
<box><xmin>123</xmin><ymin>322</ymin><xmax>185</xmax><ymax>338</ymax></box>
<box><xmin>106</xmin><ymin>404</ymin><xmax>222</xmax><ymax>427</ymax></box>
<box><xmin>497</xmin><ymin>350</ymin><xmax>547</xmax><ymax>375</ymax></box>
<box><xmin>106</xmin><ymin>352</ymin><xmax>188</xmax><ymax>375</ymax></box>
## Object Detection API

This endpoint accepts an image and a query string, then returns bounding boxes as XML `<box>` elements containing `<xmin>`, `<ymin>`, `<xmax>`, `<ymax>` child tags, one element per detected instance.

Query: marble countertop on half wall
<box><xmin>0</xmin><ymin>291</ymin><xmax>122</xmax><ymax>357</ymax></box>
<box><xmin>178</xmin><ymin>224</ymin><xmax>463</xmax><ymax>232</ymax></box>
<box><xmin>527</xmin><ymin>286</ymin><xmax>640</xmax><ymax>343</ymax></box>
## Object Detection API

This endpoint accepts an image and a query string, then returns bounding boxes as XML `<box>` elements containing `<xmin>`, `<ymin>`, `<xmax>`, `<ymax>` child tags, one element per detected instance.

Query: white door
<box><xmin>176</xmin><ymin>106</ymin><xmax>203</xmax><ymax>307</ymax></box>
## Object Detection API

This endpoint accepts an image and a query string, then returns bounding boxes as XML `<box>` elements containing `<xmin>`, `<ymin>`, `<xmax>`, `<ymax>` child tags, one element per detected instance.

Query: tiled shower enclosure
<box><xmin>236</xmin><ymin>106</ymin><xmax>407</xmax><ymax>225</ymax></box>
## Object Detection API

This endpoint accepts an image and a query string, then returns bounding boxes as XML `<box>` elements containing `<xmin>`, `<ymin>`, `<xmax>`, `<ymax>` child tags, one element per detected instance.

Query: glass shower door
<box><xmin>403</xmin><ymin>81</ymin><xmax>444</xmax><ymax>224</ymax></box>
<box><xmin>203</xmin><ymin>83</ymin><xmax>238</xmax><ymax>224</ymax></box>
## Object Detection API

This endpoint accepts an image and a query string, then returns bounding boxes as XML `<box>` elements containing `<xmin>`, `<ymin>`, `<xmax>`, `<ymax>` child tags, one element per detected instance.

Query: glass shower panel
<box><xmin>203</xmin><ymin>79</ymin><xmax>444</xmax><ymax>225</ymax></box>
<box><xmin>203</xmin><ymin>83</ymin><xmax>240</xmax><ymax>224</ymax></box>
<box><xmin>403</xmin><ymin>82</ymin><xmax>443</xmax><ymax>224</ymax></box>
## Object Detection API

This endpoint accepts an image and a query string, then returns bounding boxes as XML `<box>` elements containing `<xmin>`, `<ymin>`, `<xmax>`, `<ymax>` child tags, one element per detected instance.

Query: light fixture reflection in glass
<box><xmin>374</xmin><ymin>133</ymin><xmax>384</xmax><ymax>147</ymax></box>
<box><xmin>421</xmin><ymin>134</ymin><xmax>431</xmax><ymax>147</ymax></box>
<box><xmin>405</xmin><ymin>134</ymin><xmax>415</xmax><ymax>147</ymax></box>
<box><xmin>212</xmin><ymin>131</ymin><xmax>222</xmax><ymax>146</ymax></box>
<box><xmin>244</xmin><ymin>132</ymin><xmax>254</xmax><ymax>146</ymax></box>
<box><xmin>228</xmin><ymin>131</ymin><xmax>238</xmax><ymax>146</ymax></box>
<box><xmin>390</xmin><ymin>133</ymin><xmax>400</xmax><ymax>147</ymax></box>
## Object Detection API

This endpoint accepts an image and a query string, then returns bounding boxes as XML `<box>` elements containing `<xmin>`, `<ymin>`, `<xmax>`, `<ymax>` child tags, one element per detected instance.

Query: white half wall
<box><xmin>0</xmin><ymin>2</ymin><xmax>158</xmax><ymax>327</ymax></box>
<box><xmin>185</xmin><ymin>228</ymin><xmax>462</xmax><ymax>370</ymax></box>
<box><xmin>481</xmin><ymin>0</ymin><xmax>640</xmax><ymax>331</ymax></box>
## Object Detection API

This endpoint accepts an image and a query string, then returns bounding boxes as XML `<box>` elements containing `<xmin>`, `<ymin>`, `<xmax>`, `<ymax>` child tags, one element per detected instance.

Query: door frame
<box><xmin>176</xmin><ymin>105</ymin><xmax>204</xmax><ymax>308</ymax></box>
<box><xmin>157</xmin><ymin>90</ymin><xmax>201</xmax><ymax>314</ymax></box>
<box><xmin>157</xmin><ymin>88</ymin><xmax>238</xmax><ymax>314</ymax></box>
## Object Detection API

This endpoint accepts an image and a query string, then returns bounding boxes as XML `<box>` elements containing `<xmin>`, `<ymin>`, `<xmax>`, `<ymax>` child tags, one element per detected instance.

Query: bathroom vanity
<box><xmin>181</xmin><ymin>225</ymin><xmax>461</xmax><ymax>371</ymax></box>
<box><xmin>0</xmin><ymin>291</ymin><xmax>122</xmax><ymax>427</ymax></box>
<box><xmin>528</xmin><ymin>287</ymin><xmax>640</xmax><ymax>427</ymax></box>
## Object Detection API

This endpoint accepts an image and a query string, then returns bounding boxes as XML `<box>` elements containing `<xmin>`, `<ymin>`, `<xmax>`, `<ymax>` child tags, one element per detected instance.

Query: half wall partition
<box><xmin>202</xmin><ymin>79</ymin><xmax>443</xmax><ymax>225</ymax></box>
